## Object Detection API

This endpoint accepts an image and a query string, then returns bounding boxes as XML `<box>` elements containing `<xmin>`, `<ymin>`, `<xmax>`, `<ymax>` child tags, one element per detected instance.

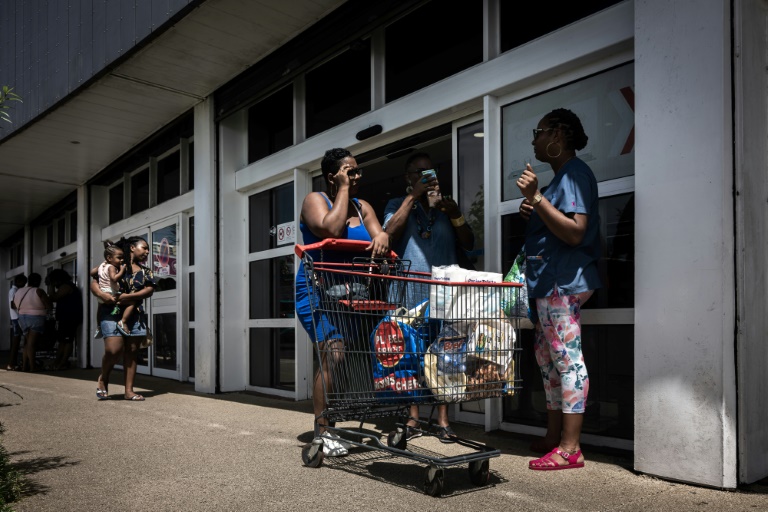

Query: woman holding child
<box><xmin>91</xmin><ymin>236</ymin><xmax>156</xmax><ymax>401</ymax></box>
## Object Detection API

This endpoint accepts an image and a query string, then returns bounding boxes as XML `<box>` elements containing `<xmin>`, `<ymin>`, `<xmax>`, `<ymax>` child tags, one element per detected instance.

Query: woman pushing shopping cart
<box><xmin>296</xmin><ymin>239</ymin><xmax>524</xmax><ymax>496</ymax></box>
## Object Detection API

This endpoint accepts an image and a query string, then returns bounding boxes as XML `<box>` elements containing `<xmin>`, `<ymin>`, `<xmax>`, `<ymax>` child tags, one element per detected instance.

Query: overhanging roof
<box><xmin>0</xmin><ymin>0</ymin><xmax>346</xmax><ymax>244</ymax></box>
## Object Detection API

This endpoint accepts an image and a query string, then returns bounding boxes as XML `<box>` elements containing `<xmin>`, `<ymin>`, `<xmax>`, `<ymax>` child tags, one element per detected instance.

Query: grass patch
<box><xmin>0</xmin><ymin>422</ymin><xmax>25</xmax><ymax>511</ymax></box>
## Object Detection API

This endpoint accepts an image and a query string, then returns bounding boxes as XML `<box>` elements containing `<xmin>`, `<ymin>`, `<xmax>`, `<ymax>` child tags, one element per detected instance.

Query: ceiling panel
<box><xmin>0</xmin><ymin>0</ymin><xmax>346</xmax><ymax>244</ymax></box>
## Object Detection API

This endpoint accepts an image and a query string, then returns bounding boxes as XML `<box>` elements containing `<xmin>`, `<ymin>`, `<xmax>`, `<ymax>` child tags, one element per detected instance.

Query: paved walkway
<box><xmin>1</xmin><ymin>367</ymin><xmax>766</xmax><ymax>511</ymax></box>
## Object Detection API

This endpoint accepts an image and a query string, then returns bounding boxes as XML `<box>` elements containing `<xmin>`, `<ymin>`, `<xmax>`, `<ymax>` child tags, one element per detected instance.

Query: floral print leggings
<box><xmin>534</xmin><ymin>289</ymin><xmax>593</xmax><ymax>414</ymax></box>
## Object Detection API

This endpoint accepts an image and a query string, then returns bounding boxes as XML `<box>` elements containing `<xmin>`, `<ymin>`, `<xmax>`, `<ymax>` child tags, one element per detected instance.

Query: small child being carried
<box><xmin>91</xmin><ymin>240</ymin><xmax>138</xmax><ymax>336</ymax></box>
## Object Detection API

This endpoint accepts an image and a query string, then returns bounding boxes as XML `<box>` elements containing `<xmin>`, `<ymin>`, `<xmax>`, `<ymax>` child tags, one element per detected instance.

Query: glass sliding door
<box><xmin>247</xmin><ymin>181</ymin><xmax>296</xmax><ymax>394</ymax></box>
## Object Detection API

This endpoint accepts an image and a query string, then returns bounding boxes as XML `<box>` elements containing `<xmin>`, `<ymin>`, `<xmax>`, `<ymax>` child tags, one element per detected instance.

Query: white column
<box><xmin>218</xmin><ymin>110</ymin><xmax>248</xmax><ymax>392</ymax></box>
<box><xmin>193</xmin><ymin>97</ymin><xmax>219</xmax><ymax>394</ymax></box>
<box><xmin>89</xmin><ymin>186</ymin><xmax>108</xmax><ymax>368</ymax></box>
<box><xmin>634</xmin><ymin>0</ymin><xmax>736</xmax><ymax>488</ymax></box>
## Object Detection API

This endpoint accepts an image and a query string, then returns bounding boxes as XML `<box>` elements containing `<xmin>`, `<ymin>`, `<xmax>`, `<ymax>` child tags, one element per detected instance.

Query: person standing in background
<box><xmin>383</xmin><ymin>152</ymin><xmax>474</xmax><ymax>442</ymax></box>
<box><xmin>14</xmin><ymin>272</ymin><xmax>53</xmax><ymax>372</ymax></box>
<box><xmin>47</xmin><ymin>269</ymin><xmax>83</xmax><ymax>371</ymax></box>
<box><xmin>517</xmin><ymin>108</ymin><xmax>601</xmax><ymax>471</ymax></box>
<box><xmin>6</xmin><ymin>274</ymin><xmax>27</xmax><ymax>370</ymax></box>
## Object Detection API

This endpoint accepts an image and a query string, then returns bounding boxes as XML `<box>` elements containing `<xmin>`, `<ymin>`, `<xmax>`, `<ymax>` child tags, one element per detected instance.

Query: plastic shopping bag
<box><xmin>500</xmin><ymin>249</ymin><xmax>534</xmax><ymax>329</ymax></box>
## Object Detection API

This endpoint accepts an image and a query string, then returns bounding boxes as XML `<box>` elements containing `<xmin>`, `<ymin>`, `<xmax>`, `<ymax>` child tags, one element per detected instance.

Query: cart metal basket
<box><xmin>296</xmin><ymin>239</ymin><xmax>524</xmax><ymax>496</ymax></box>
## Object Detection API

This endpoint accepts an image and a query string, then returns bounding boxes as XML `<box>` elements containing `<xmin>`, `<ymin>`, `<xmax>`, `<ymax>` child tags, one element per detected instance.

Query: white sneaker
<box><xmin>321</xmin><ymin>432</ymin><xmax>349</xmax><ymax>457</ymax></box>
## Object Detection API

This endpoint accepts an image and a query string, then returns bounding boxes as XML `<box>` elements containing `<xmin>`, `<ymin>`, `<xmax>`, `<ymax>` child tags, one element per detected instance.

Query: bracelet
<box><xmin>450</xmin><ymin>215</ymin><xmax>466</xmax><ymax>228</ymax></box>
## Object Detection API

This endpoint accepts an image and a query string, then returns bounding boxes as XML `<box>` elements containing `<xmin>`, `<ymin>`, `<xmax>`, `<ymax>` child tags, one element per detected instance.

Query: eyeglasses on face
<box><xmin>532</xmin><ymin>127</ymin><xmax>554</xmax><ymax>140</ymax></box>
<box><xmin>346</xmin><ymin>167</ymin><xmax>363</xmax><ymax>178</ymax></box>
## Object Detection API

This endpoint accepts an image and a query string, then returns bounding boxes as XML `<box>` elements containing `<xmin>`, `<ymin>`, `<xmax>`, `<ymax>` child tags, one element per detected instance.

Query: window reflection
<box><xmin>153</xmin><ymin>312</ymin><xmax>177</xmax><ymax>371</ymax></box>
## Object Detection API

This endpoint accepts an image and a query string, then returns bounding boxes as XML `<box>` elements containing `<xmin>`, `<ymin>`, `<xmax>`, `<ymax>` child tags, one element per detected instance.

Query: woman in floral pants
<box><xmin>517</xmin><ymin>108</ymin><xmax>602</xmax><ymax>470</ymax></box>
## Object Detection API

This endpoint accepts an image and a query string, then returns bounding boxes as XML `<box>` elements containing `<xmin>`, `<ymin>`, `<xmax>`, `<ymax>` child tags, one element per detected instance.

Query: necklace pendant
<box><xmin>421</xmin><ymin>231</ymin><xmax>431</xmax><ymax>239</ymax></box>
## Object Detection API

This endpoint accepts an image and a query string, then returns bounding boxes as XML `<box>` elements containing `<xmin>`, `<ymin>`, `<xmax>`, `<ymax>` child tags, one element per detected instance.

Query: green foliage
<box><xmin>0</xmin><ymin>86</ymin><xmax>22</xmax><ymax>124</ymax></box>
<box><xmin>0</xmin><ymin>422</ymin><xmax>25</xmax><ymax>511</ymax></box>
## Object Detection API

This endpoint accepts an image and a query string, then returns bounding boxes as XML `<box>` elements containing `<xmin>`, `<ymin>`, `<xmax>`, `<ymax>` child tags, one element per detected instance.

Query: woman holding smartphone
<box><xmin>383</xmin><ymin>152</ymin><xmax>474</xmax><ymax>441</ymax></box>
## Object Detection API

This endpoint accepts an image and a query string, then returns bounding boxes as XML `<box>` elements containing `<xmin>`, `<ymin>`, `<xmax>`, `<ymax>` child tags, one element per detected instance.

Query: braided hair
<box><xmin>103</xmin><ymin>240</ymin><xmax>122</xmax><ymax>259</ymax></box>
<box><xmin>542</xmin><ymin>108</ymin><xmax>589</xmax><ymax>151</ymax></box>
<box><xmin>114</xmin><ymin>236</ymin><xmax>148</xmax><ymax>265</ymax></box>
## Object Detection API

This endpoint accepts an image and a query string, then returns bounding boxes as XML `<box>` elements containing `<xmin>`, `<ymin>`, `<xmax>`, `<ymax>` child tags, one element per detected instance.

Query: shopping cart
<box><xmin>296</xmin><ymin>239</ymin><xmax>524</xmax><ymax>496</ymax></box>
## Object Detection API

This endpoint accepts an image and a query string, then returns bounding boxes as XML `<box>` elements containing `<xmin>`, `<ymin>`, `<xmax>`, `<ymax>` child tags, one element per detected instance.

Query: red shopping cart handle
<box><xmin>295</xmin><ymin>238</ymin><xmax>399</xmax><ymax>259</ymax></box>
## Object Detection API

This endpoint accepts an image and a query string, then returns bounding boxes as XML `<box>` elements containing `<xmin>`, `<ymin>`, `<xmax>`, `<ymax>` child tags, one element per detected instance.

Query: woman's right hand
<box><xmin>409</xmin><ymin>174</ymin><xmax>438</xmax><ymax>199</ymax></box>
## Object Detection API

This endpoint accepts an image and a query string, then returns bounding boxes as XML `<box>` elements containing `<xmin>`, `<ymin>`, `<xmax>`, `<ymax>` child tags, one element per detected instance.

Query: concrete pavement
<box><xmin>1</xmin><ymin>368</ymin><xmax>766</xmax><ymax>511</ymax></box>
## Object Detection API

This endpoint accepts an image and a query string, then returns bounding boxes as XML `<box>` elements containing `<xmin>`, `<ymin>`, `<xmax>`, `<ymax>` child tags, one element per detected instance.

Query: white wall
<box><xmin>734</xmin><ymin>0</ymin><xmax>768</xmax><ymax>484</ymax></box>
<box><xmin>634</xmin><ymin>0</ymin><xmax>737</xmax><ymax>487</ymax></box>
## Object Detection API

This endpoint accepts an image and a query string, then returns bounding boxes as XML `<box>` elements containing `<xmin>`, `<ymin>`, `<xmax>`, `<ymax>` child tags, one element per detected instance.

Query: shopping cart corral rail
<box><xmin>296</xmin><ymin>239</ymin><xmax>524</xmax><ymax>496</ymax></box>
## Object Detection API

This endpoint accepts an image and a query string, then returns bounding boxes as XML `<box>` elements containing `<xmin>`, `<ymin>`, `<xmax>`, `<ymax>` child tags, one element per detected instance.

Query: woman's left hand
<box><xmin>516</xmin><ymin>164</ymin><xmax>539</xmax><ymax>200</ymax></box>
<box><xmin>367</xmin><ymin>231</ymin><xmax>390</xmax><ymax>257</ymax></box>
<box><xmin>436</xmin><ymin>195</ymin><xmax>461</xmax><ymax>217</ymax></box>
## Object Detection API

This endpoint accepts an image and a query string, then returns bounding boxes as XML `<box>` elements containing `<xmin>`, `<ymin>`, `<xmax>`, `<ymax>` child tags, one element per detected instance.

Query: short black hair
<box><xmin>27</xmin><ymin>272</ymin><xmax>42</xmax><ymax>288</ymax></box>
<box><xmin>404</xmin><ymin>152</ymin><xmax>432</xmax><ymax>171</ymax></box>
<box><xmin>13</xmin><ymin>274</ymin><xmax>27</xmax><ymax>287</ymax></box>
<box><xmin>542</xmin><ymin>108</ymin><xmax>589</xmax><ymax>151</ymax></box>
<box><xmin>320</xmin><ymin>148</ymin><xmax>352</xmax><ymax>182</ymax></box>
<box><xmin>48</xmin><ymin>268</ymin><xmax>71</xmax><ymax>286</ymax></box>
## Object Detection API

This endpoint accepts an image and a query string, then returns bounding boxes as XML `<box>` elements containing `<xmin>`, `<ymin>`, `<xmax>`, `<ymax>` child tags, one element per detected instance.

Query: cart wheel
<box><xmin>301</xmin><ymin>439</ymin><xmax>324</xmax><ymax>468</ymax></box>
<box><xmin>468</xmin><ymin>459</ymin><xmax>490</xmax><ymax>486</ymax></box>
<box><xmin>387</xmin><ymin>429</ymin><xmax>407</xmax><ymax>450</ymax></box>
<box><xmin>423</xmin><ymin>466</ymin><xmax>444</xmax><ymax>497</ymax></box>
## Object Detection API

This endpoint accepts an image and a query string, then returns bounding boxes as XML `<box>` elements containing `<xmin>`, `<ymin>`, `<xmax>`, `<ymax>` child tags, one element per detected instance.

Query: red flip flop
<box><xmin>529</xmin><ymin>447</ymin><xmax>585</xmax><ymax>470</ymax></box>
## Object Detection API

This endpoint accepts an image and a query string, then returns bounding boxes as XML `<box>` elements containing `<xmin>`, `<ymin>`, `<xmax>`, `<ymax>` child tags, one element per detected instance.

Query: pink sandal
<box><xmin>529</xmin><ymin>447</ymin><xmax>585</xmax><ymax>471</ymax></box>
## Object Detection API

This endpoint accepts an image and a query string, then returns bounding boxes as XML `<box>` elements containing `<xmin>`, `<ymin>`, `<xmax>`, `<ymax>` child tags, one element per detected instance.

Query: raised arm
<box><xmin>358</xmin><ymin>199</ymin><xmax>390</xmax><ymax>257</ymax></box>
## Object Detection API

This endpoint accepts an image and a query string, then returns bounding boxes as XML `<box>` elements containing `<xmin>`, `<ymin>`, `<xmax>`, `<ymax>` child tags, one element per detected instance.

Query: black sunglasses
<box><xmin>532</xmin><ymin>127</ymin><xmax>554</xmax><ymax>140</ymax></box>
<box><xmin>345</xmin><ymin>167</ymin><xmax>363</xmax><ymax>178</ymax></box>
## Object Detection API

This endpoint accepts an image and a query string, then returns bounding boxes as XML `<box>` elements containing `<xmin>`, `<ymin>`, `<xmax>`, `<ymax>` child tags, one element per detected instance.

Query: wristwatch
<box><xmin>531</xmin><ymin>192</ymin><xmax>543</xmax><ymax>206</ymax></box>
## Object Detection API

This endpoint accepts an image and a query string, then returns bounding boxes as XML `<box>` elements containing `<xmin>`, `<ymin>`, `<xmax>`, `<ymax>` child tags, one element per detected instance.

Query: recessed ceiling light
<box><xmin>473</xmin><ymin>132</ymin><xmax>484</xmax><ymax>138</ymax></box>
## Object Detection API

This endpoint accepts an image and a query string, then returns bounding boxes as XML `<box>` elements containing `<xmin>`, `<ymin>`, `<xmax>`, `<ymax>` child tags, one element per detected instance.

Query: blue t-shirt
<box><xmin>384</xmin><ymin>198</ymin><xmax>460</xmax><ymax>308</ymax></box>
<box><xmin>524</xmin><ymin>157</ymin><xmax>602</xmax><ymax>298</ymax></box>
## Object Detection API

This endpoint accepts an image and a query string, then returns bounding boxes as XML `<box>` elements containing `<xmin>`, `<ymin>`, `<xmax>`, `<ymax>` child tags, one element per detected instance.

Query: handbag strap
<box><xmin>14</xmin><ymin>288</ymin><xmax>32</xmax><ymax>311</ymax></box>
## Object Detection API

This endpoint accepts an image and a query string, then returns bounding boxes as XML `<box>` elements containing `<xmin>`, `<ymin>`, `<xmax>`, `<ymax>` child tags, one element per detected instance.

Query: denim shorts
<box><xmin>99</xmin><ymin>306</ymin><xmax>147</xmax><ymax>338</ymax></box>
<box><xmin>10</xmin><ymin>319</ymin><xmax>21</xmax><ymax>337</ymax></box>
<box><xmin>18</xmin><ymin>314</ymin><xmax>46</xmax><ymax>335</ymax></box>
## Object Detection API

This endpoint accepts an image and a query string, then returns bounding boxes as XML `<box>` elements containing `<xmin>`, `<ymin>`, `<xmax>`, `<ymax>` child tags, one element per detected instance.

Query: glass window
<box><xmin>109</xmin><ymin>183</ymin><xmax>124</xmax><ymax>224</ymax></box>
<box><xmin>305</xmin><ymin>41</ymin><xmax>371</xmax><ymax>137</ymax></box>
<box><xmin>188</xmin><ymin>328</ymin><xmax>195</xmax><ymax>379</ymax></box>
<box><xmin>189</xmin><ymin>272</ymin><xmax>195</xmax><ymax>322</ymax></box>
<box><xmin>157</xmin><ymin>150</ymin><xmax>181</xmax><ymax>204</ymax></box>
<box><xmin>56</xmin><ymin>218</ymin><xmax>66</xmax><ymax>249</ymax></box>
<box><xmin>130</xmin><ymin>169</ymin><xmax>150</xmax><ymax>214</ymax></box>
<box><xmin>501</xmin><ymin>193</ymin><xmax>634</xmax><ymax>310</ymax></box>
<box><xmin>385</xmin><ymin>1</ymin><xmax>483</xmax><ymax>103</ymax></box>
<box><xmin>248</xmin><ymin>85</ymin><xmax>294</xmax><ymax>164</ymax></box>
<box><xmin>249</xmin><ymin>327</ymin><xmax>296</xmax><ymax>391</ymax></box>
<box><xmin>249</xmin><ymin>255</ymin><xmax>295</xmax><ymax>319</ymax></box>
<box><xmin>248</xmin><ymin>183</ymin><xmax>294</xmax><ymax>253</ymax></box>
<box><xmin>188</xmin><ymin>216</ymin><xmax>195</xmax><ymax>266</ymax></box>
<box><xmin>188</xmin><ymin>141</ymin><xmax>194</xmax><ymax>191</ymax></box>
<box><xmin>152</xmin><ymin>224</ymin><xmax>178</xmax><ymax>290</ymax></box>
<box><xmin>153</xmin><ymin>312</ymin><xmax>177</xmax><ymax>371</ymax></box>
<box><xmin>457</xmin><ymin>120</ymin><xmax>485</xmax><ymax>270</ymax></box>
<box><xmin>46</xmin><ymin>225</ymin><xmax>54</xmax><ymax>254</ymax></box>
<box><xmin>501</xmin><ymin>63</ymin><xmax>634</xmax><ymax>201</ymax></box>
<box><xmin>504</xmin><ymin>324</ymin><xmax>633</xmax><ymax>440</ymax></box>
<box><xmin>500</xmin><ymin>1</ymin><xmax>623</xmax><ymax>54</ymax></box>
<box><xmin>69</xmin><ymin>210</ymin><xmax>77</xmax><ymax>244</ymax></box>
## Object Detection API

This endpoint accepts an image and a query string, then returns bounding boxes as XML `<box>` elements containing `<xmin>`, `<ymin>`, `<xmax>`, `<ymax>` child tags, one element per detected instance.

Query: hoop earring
<box><xmin>405</xmin><ymin>185</ymin><xmax>413</xmax><ymax>194</ymax></box>
<box><xmin>330</xmin><ymin>180</ymin><xmax>338</xmax><ymax>198</ymax></box>
<box><xmin>546</xmin><ymin>142</ymin><xmax>562</xmax><ymax>159</ymax></box>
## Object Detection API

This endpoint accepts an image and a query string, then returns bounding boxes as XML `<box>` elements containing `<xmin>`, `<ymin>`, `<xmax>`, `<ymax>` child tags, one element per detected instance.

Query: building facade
<box><xmin>1</xmin><ymin>0</ymin><xmax>766</xmax><ymax>488</ymax></box>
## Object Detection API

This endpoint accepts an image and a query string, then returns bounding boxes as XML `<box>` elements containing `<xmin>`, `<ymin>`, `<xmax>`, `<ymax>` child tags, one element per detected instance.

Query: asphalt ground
<box><xmin>1</xmin><ymin>367</ymin><xmax>767</xmax><ymax>511</ymax></box>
